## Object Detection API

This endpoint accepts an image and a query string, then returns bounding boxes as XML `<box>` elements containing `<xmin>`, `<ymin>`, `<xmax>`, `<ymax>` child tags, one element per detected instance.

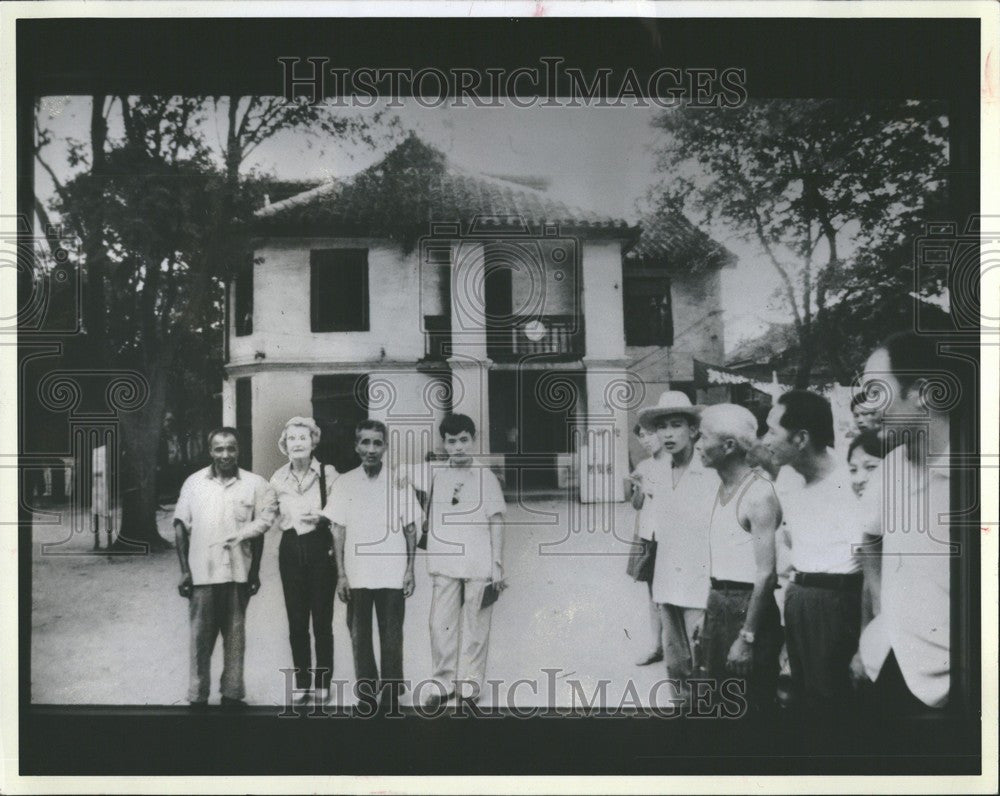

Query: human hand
<box><xmin>178</xmin><ymin>573</ymin><xmax>193</xmax><ymax>599</ymax></box>
<box><xmin>402</xmin><ymin>569</ymin><xmax>415</xmax><ymax>598</ymax></box>
<box><xmin>247</xmin><ymin>573</ymin><xmax>261</xmax><ymax>597</ymax></box>
<box><xmin>849</xmin><ymin>649</ymin><xmax>870</xmax><ymax>689</ymax></box>
<box><xmin>726</xmin><ymin>637</ymin><xmax>753</xmax><ymax>677</ymax></box>
<box><xmin>336</xmin><ymin>576</ymin><xmax>351</xmax><ymax>603</ymax></box>
<box><xmin>491</xmin><ymin>562</ymin><xmax>506</xmax><ymax>590</ymax></box>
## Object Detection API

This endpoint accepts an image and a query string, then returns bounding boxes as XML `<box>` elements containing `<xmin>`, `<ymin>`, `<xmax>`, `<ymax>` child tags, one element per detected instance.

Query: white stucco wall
<box><xmin>250</xmin><ymin>370</ymin><xmax>314</xmax><ymax>479</ymax></box>
<box><xmin>231</xmin><ymin>238</ymin><xmax>426</xmax><ymax>366</ymax></box>
<box><xmin>580</xmin><ymin>241</ymin><xmax>626</xmax><ymax>361</ymax></box>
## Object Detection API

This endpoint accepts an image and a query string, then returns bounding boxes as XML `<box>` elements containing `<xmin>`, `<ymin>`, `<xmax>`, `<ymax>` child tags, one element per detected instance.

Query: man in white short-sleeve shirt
<box><xmin>173</xmin><ymin>428</ymin><xmax>277</xmax><ymax>709</ymax></box>
<box><xmin>851</xmin><ymin>333</ymin><xmax>951</xmax><ymax>712</ymax></box>
<box><xmin>415</xmin><ymin>413</ymin><xmax>506</xmax><ymax>706</ymax></box>
<box><xmin>323</xmin><ymin>420</ymin><xmax>421</xmax><ymax>707</ymax></box>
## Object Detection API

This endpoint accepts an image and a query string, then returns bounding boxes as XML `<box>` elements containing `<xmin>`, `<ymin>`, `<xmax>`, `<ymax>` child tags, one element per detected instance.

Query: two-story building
<box><xmin>223</xmin><ymin>134</ymin><xmax>733</xmax><ymax>503</ymax></box>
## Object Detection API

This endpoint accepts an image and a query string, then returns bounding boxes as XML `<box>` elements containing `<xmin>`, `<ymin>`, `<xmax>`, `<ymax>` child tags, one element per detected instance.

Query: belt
<box><xmin>789</xmin><ymin>571</ymin><xmax>862</xmax><ymax>590</ymax></box>
<box><xmin>710</xmin><ymin>578</ymin><xmax>754</xmax><ymax>592</ymax></box>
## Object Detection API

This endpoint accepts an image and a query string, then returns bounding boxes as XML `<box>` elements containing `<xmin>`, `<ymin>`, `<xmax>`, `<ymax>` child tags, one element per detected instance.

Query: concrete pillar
<box><xmin>449</xmin><ymin>240</ymin><xmax>491</xmax><ymax>454</ymax></box>
<box><xmin>221</xmin><ymin>376</ymin><xmax>236</xmax><ymax>426</ymax></box>
<box><xmin>578</xmin><ymin>241</ymin><xmax>629</xmax><ymax>503</ymax></box>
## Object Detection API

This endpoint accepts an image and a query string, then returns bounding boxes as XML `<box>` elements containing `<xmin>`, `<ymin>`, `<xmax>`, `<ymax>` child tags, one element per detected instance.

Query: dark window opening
<box><xmin>312</xmin><ymin>374</ymin><xmax>369</xmax><ymax>474</ymax></box>
<box><xmin>311</xmin><ymin>249</ymin><xmax>369</xmax><ymax>332</ymax></box>
<box><xmin>235</xmin><ymin>377</ymin><xmax>252</xmax><ymax>471</ymax></box>
<box><xmin>234</xmin><ymin>257</ymin><xmax>253</xmax><ymax>337</ymax></box>
<box><xmin>624</xmin><ymin>275</ymin><xmax>673</xmax><ymax>347</ymax></box>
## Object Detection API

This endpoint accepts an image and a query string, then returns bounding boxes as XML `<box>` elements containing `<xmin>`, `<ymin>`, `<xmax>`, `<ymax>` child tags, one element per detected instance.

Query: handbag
<box><xmin>626</xmin><ymin>508</ymin><xmax>656</xmax><ymax>583</ymax></box>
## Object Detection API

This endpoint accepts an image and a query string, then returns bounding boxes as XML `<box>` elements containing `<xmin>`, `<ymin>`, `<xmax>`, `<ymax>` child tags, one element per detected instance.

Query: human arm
<box><xmin>402</xmin><ymin>521</ymin><xmax>417</xmax><ymax>597</ymax></box>
<box><xmin>332</xmin><ymin>522</ymin><xmax>350</xmax><ymax>602</ymax></box>
<box><xmin>728</xmin><ymin>481</ymin><xmax>780</xmax><ymax>676</ymax></box>
<box><xmin>489</xmin><ymin>512</ymin><xmax>505</xmax><ymax>587</ymax></box>
<box><xmin>629</xmin><ymin>474</ymin><xmax>646</xmax><ymax>510</ymax></box>
<box><xmin>174</xmin><ymin>518</ymin><xmax>193</xmax><ymax>598</ymax></box>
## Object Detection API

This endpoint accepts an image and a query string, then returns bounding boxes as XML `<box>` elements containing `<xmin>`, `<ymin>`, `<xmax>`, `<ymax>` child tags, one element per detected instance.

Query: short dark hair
<box><xmin>439</xmin><ymin>412</ymin><xmax>477</xmax><ymax>439</ymax></box>
<box><xmin>776</xmin><ymin>390</ymin><xmax>835</xmax><ymax>450</ymax></box>
<box><xmin>355</xmin><ymin>418</ymin><xmax>387</xmax><ymax>442</ymax></box>
<box><xmin>879</xmin><ymin>331</ymin><xmax>943</xmax><ymax>396</ymax></box>
<box><xmin>207</xmin><ymin>426</ymin><xmax>239</xmax><ymax>447</ymax></box>
<box><xmin>848</xmin><ymin>430</ymin><xmax>884</xmax><ymax>462</ymax></box>
<box><xmin>850</xmin><ymin>393</ymin><xmax>870</xmax><ymax>413</ymax></box>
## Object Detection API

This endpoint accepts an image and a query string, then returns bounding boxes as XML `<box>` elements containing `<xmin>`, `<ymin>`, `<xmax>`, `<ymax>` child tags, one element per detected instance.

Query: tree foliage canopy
<box><xmin>652</xmin><ymin>98</ymin><xmax>949</xmax><ymax>384</ymax></box>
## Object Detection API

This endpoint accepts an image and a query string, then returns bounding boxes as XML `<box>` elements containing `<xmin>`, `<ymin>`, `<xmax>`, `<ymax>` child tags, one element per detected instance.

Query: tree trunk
<box><xmin>794</xmin><ymin>326</ymin><xmax>816</xmax><ymax>388</ymax></box>
<box><xmin>115</xmin><ymin>365</ymin><xmax>171</xmax><ymax>551</ymax></box>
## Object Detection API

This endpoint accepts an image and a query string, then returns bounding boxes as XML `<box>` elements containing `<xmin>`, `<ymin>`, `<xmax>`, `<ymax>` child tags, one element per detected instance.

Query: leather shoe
<box><xmin>220</xmin><ymin>696</ymin><xmax>247</xmax><ymax>711</ymax></box>
<box><xmin>636</xmin><ymin>649</ymin><xmax>664</xmax><ymax>666</ymax></box>
<box><xmin>422</xmin><ymin>690</ymin><xmax>455</xmax><ymax>709</ymax></box>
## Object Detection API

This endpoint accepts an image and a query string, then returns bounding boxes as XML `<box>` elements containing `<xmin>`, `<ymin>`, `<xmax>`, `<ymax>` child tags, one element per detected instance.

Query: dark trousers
<box><xmin>702</xmin><ymin>585</ymin><xmax>782</xmax><ymax>712</ymax></box>
<box><xmin>188</xmin><ymin>582</ymin><xmax>249</xmax><ymax>703</ymax></box>
<box><xmin>870</xmin><ymin>651</ymin><xmax>936</xmax><ymax>717</ymax></box>
<box><xmin>278</xmin><ymin>528</ymin><xmax>337</xmax><ymax>690</ymax></box>
<box><xmin>784</xmin><ymin>581</ymin><xmax>861</xmax><ymax>711</ymax></box>
<box><xmin>346</xmin><ymin>588</ymin><xmax>405</xmax><ymax>695</ymax></box>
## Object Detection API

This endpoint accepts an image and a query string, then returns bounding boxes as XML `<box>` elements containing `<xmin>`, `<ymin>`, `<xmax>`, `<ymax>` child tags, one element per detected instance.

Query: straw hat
<box><xmin>637</xmin><ymin>390</ymin><xmax>702</xmax><ymax>426</ymax></box>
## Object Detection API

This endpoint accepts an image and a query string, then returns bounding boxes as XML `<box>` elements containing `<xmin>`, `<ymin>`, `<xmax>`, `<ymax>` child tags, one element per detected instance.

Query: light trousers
<box><xmin>429</xmin><ymin>574</ymin><xmax>494</xmax><ymax>699</ymax></box>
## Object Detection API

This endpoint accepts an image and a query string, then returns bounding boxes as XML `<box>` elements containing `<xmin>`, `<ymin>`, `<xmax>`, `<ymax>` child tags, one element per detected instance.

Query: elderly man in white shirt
<box><xmin>851</xmin><ymin>332</ymin><xmax>951</xmax><ymax>712</ymax></box>
<box><xmin>323</xmin><ymin>419</ymin><xmax>421</xmax><ymax>711</ymax></box>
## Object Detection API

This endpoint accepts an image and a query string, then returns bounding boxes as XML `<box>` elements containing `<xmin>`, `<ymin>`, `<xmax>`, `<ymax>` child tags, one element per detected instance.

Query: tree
<box><xmin>651</xmin><ymin>99</ymin><xmax>949</xmax><ymax>385</ymax></box>
<box><xmin>35</xmin><ymin>95</ymin><xmax>397</xmax><ymax>549</ymax></box>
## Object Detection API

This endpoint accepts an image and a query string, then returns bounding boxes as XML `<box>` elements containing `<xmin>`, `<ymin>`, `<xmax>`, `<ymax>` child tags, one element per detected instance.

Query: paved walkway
<box><xmin>31</xmin><ymin>497</ymin><xmax>669</xmax><ymax>708</ymax></box>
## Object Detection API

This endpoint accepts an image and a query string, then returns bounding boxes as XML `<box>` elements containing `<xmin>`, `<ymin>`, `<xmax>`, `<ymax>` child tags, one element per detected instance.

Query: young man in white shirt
<box><xmin>420</xmin><ymin>413</ymin><xmax>507</xmax><ymax>707</ymax></box>
<box><xmin>763</xmin><ymin>389</ymin><xmax>861</xmax><ymax>712</ymax></box>
<box><xmin>850</xmin><ymin>331</ymin><xmax>951</xmax><ymax>713</ymax></box>
<box><xmin>640</xmin><ymin>391</ymin><xmax>718</xmax><ymax>706</ymax></box>
<box><xmin>323</xmin><ymin>419</ymin><xmax>421</xmax><ymax>710</ymax></box>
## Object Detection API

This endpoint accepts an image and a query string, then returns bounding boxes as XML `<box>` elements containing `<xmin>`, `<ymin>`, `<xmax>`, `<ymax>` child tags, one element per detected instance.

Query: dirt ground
<box><xmin>30</xmin><ymin>498</ymin><xmax>670</xmax><ymax>708</ymax></box>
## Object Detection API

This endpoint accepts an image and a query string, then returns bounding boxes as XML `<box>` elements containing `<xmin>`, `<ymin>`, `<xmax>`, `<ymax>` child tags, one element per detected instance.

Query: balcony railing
<box><xmin>423</xmin><ymin>315</ymin><xmax>585</xmax><ymax>361</ymax></box>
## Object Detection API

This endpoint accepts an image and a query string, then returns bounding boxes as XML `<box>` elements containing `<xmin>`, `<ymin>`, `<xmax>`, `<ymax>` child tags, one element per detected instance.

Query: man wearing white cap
<box><xmin>641</xmin><ymin>391</ymin><xmax>719</xmax><ymax>706</ymax></box>
<box><xmin>697</xmin><ymin>403</ymin><xmax>783</xmax><ymax>713</ymax></box>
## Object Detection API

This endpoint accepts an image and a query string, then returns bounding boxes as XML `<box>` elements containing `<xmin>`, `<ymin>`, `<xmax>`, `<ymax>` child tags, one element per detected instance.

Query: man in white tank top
<box><xmin>763</xmin><ymin>390</ymin><xmax>863</xmax><ymax>713</ymax></box>
<box><xmin>698</xmin><ymin>404</ymin><xmax>783</xmax><ymax>714</ymax></box>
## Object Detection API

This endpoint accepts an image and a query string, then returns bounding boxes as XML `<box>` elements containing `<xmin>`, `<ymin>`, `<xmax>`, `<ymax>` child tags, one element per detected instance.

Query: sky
<box><xmin>35</xmin><ymin>96</ymin><xmax>790</xmax><ymax>353</ymax></box>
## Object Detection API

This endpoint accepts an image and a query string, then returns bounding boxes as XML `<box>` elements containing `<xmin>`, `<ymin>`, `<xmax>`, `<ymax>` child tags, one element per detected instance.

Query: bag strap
<box><xmin>318</xmin><ymin>459</ymin><xmax>327</xmax><ymax>508</ymax></box>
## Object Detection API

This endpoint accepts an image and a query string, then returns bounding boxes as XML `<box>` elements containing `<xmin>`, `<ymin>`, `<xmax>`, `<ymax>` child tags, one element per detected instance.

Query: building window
<box><xmin>311</xmin><ymin>249</ymin><xmax>370</xmax><ymax>332</ymax></box>
<box><xmin>234</xmin><ymin>257</ymin><xmax>253</xmax><ymax>337</ymax></box>
<box><xmin>624</xmin><ymin>275</ymin><xmax>673</xmax><ymax>347</ymax></box>
<box><xmin>312</xmin><ymin>374</ymin><xmax>369</xmax><ymax>474</ymax></box>
<box><xmin>235</xmin><ymin>377</ymin><xmax>252</xmax><ymax>471</ymax></box>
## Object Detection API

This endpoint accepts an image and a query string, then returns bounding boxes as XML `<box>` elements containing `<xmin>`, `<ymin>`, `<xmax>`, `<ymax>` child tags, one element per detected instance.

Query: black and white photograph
<box><xmin>2</xmin><ymin>1</ymin><xmax>997</xmax><ymax>792</ymax></box>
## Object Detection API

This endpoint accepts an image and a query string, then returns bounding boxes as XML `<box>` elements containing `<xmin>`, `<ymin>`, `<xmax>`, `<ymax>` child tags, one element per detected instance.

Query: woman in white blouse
<box><xmin>270</xmin><ymin>417</ymin><xmax>339</xmax><ymax>706</ymax></box>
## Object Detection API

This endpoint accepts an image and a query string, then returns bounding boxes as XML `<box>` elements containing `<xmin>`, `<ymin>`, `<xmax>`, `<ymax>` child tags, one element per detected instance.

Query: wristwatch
<box><xmin>738</xmin><ymin>628</ymin><xmax>756</xmax><ymax>645</ymax></box>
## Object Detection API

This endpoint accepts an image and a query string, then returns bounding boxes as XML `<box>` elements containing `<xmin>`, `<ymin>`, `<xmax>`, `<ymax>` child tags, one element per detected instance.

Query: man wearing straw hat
<box><xmin>640</xmin><ymin>390</ymin><xmax>718</xmax><ymax>707</ymax></box>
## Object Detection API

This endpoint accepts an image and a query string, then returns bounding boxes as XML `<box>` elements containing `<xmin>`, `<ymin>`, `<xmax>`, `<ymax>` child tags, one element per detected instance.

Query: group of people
<box><xmin>171</xmin><ymin>329</ymin><xmax>951</xmax><ymax>718</ymax></box>
<box><xmin>628</xmin><ymin>330</ymin><xmax>951</xmax><ymax>716</ymax></box>
<box><xmin>173</xmin><ymin>412</ymin><xmax>506</xmax><ymax>711</ymax></box>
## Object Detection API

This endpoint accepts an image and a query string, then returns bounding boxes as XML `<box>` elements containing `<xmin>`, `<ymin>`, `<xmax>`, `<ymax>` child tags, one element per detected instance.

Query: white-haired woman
<box><xmin>270</xmin><ymin>417</ymin><xmax>339</xmax><ymax>706</ymax></box>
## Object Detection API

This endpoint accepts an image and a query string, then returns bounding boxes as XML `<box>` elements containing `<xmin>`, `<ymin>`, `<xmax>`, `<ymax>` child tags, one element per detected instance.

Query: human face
<box><xmin>444</xmin><ymin>430</ymin><xmax>474</xmax><ymax>466</ymax></box>
<box><xmin>284</xmin><ymin>425</ymin><xmax>314</xmax><ymax>461</ymax></box>
<box><xmin>696</xmin><ymin>425</ymin><xmax>728</xmax><ymax>470</ymax></box>
<box><xmin>861</xmin><ymin>347</ymin><xmax>918</xmax><ymax>442</ymax></box>
<box><xmin>762</xmin><ymin>404</ymin><xmax>800</xmax><ymax>467</ymax></box>
<box><xmin>636</xmin><ymin>425</ymin><xmax>663</xmax><ymax>457</ymax></box>
<box><xmin>848</xmin><ymin>447</ymin><xmax>881</xmax><ymax>498</ymax></box>
<box><xmin>656</xmin><ymin>416</ymin><xmax>695</xmax><ymax>456</ymax></box>
<box><xmin>209</xmin><ymin>433</ymin><xmax>239</xmax><ymax>477</ymax></box>
<box><xmin>747</xmin><ymin>437</ymin><xmax>778</xmax><ymax>476</ymax></box>
<box><xmin>355</xmin><ymin>428</ymin><xmax>386</xmax><ymax>469</ymax></box>
<box><xmin>852</xmin><ymin>405</ymin><xmax>882</xmax><ymax>434</ymax></box>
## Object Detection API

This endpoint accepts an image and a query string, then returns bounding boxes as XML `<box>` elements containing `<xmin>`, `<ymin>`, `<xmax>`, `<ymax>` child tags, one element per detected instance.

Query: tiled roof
<box><xmin>627</xmin><ymin>211</ymin><xmax>737</xmax><ymax>271</ymax></box>
<box><xmin>254</xmin><ymin>134</ymin><xmax>635</xmax><ymax>237</ymax></box>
